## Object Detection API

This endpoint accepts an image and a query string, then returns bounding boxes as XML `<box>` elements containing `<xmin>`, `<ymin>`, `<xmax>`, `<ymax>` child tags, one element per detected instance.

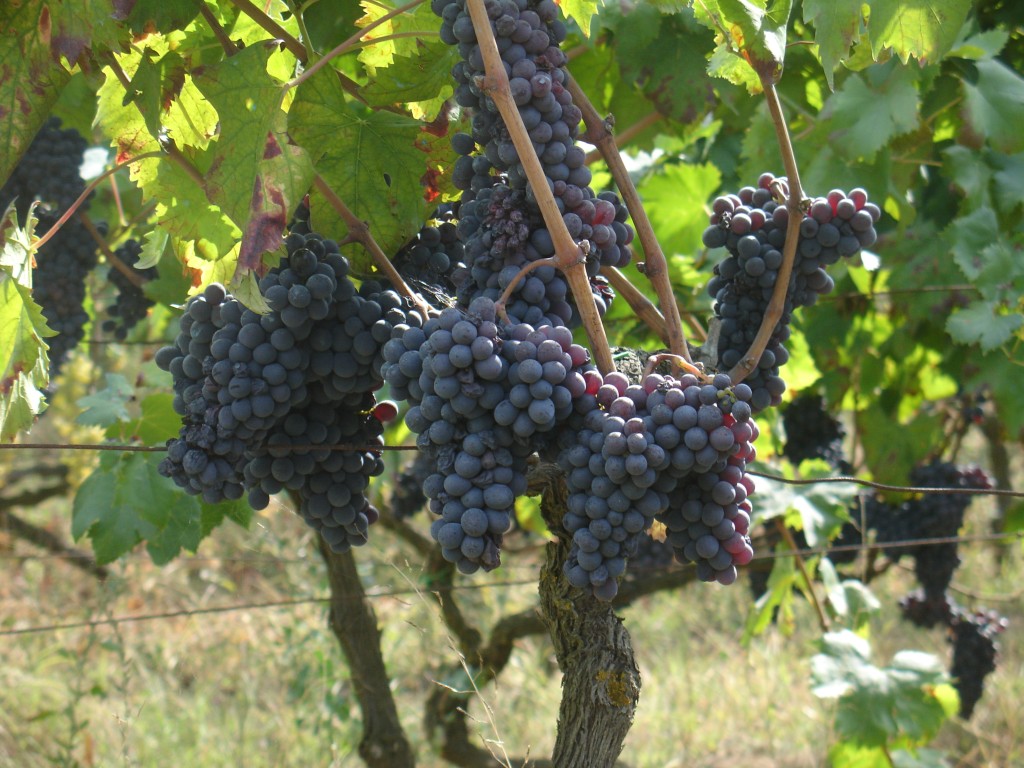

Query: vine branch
<box><xmin>565</xmin><ymin>73</ymin><xmax>691</xmax><ymax>363</ymax></box>
<box><xmin>726</xmin><ymin>77</ymin><xmax>804</xmax><ymax>385</ymax></box>
<box><xmin>465</xmin><ymin>0</ymin><xmax>615</xmax><ymax>374</ymax></box>
<box><xmin>312</xmin><ymin>173</ymin><xmax>434</xmax><ymax>317</ymax></box>
<box><xmin>600</xmin><ymin>266</ymin><xmax>670</xmax><ymax>345</ymax></box>
<box><xmin>79</xmin><ymin>212</ymin><xmax>146</xmax><ymax>290</ymax></box>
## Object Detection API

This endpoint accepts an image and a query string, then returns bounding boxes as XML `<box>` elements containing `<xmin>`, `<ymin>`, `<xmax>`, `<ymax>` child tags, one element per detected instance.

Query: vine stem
<box><xmin>78</xmin><ymin>212</ymin><xmax>146</xmax><ymax>290</ymax></box>
<box><xmin>285</xmin><ymin>0</ymin><xmax>425</xmax><ymax>92</ymax></box>
<box><xmin>600</xmin><ymin>266</ymin><xmax>669</xmax><ymax>344</ymax></box>
<box><xmin>726</xmin><ymin>77</ymin><xmax>804</xmax><ymax>385</ymax></box>
<box><xmin>312</xmin><ymin>173</ymin><xmax>433</xmax><ymax>317</ymax></box>
<box><xmin>565</xmin><ymin>73</ymin><xmax>691</xmax><ymax>363</ymax></box>
<box><xmin>198</xmin><ymin>3</ymin><xmax>239</xmax><ymax>56</ymax></box>
<box><xmin>774</xmin><ymin>519</ymin><xmax>830</xmax><ymax>633</ymax></box>
<box><xmin>32</xmin><ymin>151</ymin><xmax>166</xmax><ymax>251</ymax></box>
<box><xmin>465</xmin><ymin>0</ymin><xmax>615</xmax><ymax>374</ymax></box>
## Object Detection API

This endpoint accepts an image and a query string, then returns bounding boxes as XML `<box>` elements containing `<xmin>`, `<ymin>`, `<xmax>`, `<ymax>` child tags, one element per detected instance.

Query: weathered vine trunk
<box><xmin>318</xmin><ymin>540</ymin><xmax>416</xmax><ymax>768</ymax></box>
<box><xmin>536</xmin><ymin>464</ymin><xmax>641</xmax><ymax>767</ymax></box>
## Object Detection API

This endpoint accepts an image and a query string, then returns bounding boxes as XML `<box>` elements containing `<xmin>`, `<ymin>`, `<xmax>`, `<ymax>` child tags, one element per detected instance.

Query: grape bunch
<box><xmin>432</xmin><ymin>0</ymin><xmax>635</xmax><ymax>324</ymax></box>
<box><xmin>703</xmin><ymin>173</ymin><xmax>880</xmax><ymax>411</ymax></box>
<box><xmin>558</xmin><ymin>370</ymin><xmax>758</xmax><ymax>599</ymax></box>
<box><xmin>102</xmin><ymin>239</ymin><xmax>158</xmax><ymax>340</ymax></box>
<box><xmin>1</xmin><ymin>119</ymin><xmax>100</xmax><ymax>375</ymax></box>
<box><xmin>949</xmin><ymin>606</ymin><xmax>1007</xmax><ymax>719</ymax></box>
<box><xmin>392</xmin><ymin>205</ymin><xmax>464</xmax><ymax>299</ymax></box>
<box><xmin>156</xmin><ymin>231</ymin><xmax>423</xmax><ymax>552</ymax></box>
<box><xmin>781</xmin><ymin>392</ymin><xmax>848</xmax><ymax>470</ymax></box>
<box><xmin>0</xmin><ymin>117</ymin><xmax>88</xmax><ymax>222</ymax></box>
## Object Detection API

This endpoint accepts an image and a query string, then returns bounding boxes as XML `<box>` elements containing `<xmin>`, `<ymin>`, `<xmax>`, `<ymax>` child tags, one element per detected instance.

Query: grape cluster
<box><xmin>392</xmin><ymin>206</ymin><xmax>464</xmax><ymax>299</ymax></box>
<box><xmin>949</xmin><ymin>606</ymin><xmax>1007</xmax><ymax>719</ymax></box>
<box><xmin>703</xmin><ymin>173</ymin><xmax>880</xmax><ymax>411</ymax></box>
<box><xmin>557</xmin><ymin>370</ymin><xmax>758</xmax><ymax>599</ymax></box>
<box><xmin>102</xmin><ymin>239</ymin><xmax>158</xmax><ymax>340</ymax></box>
<box><xmin>0</xmin><ymin>117</ymin><xmax>88</xmax><ymax>221</ymax></box>
<box><xmin>1</xmin><ymin>119</ymin><xmax>99</xmax><ymax>375</ymax></box>
<box><xmin>781</xmin><ymin>392</ymin><xmax>849</xmax><ymax>470</ymax></box>
<box><xmin>156</xmin><ymin>231</ymin><xmax>423</xmax><ymax>552</ymax></box>
<box><xmin>432</xmin><ymin>0</ymin><xmax>635</xmax><ymax>325</ymax></box>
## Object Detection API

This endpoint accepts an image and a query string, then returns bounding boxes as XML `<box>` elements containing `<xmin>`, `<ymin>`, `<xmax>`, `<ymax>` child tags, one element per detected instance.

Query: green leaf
<box><xmin>0</xmin><ymin>0</ymin><xmax>73</xmax><ymax>184</ymax></box>
<box><xmin>867</xmin><ymin>0</ymin><xmax>971</xmax><ymax>65</ymax></box>
<box><xmin>289</xmin><ymin>69</ymin><xmax>434</xmax><ymax>267</ymax></box>
<box><xmin>49</xmin><ymin>0</ymin><xmax>127</xmax><ymax>63</ymax></box>
<box><xmin>606</xmin><ymin>4</ymin><xmax>717</xmax><ymax>120</ymax></box>
<box><xmin>948</xmin><ymin>206</ymin><xmax>998</xmax><ymax>280</ymax></box>
<box><xmin>356</xmin><ymin>0</ymin><xmax>441</xmax><ymax>73</ymax></box>
<box><xmin>821</xmin><ymin>66</ymin><xmax>919</xmax><ymax>162</ymax></box>
<box><xmin>813</xmin><ymin>630</ymin><xmax>955</xmax><ymax>748</ymax></box>
<box><xmin>946</xmin><ymin>301</ymin><xmax>1023</xmax><ymax>351</ymax></box>
<box><xmin>200</xmin><ymin>498</ymin><xmax>254</xmax><ymax>538</ymax></box>
<box><xmin>72</xmin><ymin>452</ymin><xmax>204</xmax><ymax>564</ymax></box>
<box><xmin>195</xmin><ymin>43</ymin><xmax>287</xmax><ymax>231</ymax></box>
<box><xmin>76</xmin><ymin>373</ymin><xmax>134</xmax><ymax>427</ymax></box>
<box><xmin>1</xmin><ymin>203</ymin><xmax>38</xmax><ymax>287</ymax></box>
<box><xmin>802</xmin><ymin>0</ymin><xmax>864</xmax><ymax>89</ymax></box>
<box><xmin>638</xmin><ymin>162</ymin><xmax>722</xmax><ymax>258</ymax></box>
<box><xmin>961</xmin><ymin>58</ymin><xmax>1024</xmax><ymax>153</ymax></box>
<box><xmin>749</xmin><ymin>474</ymin><xmax>855</xmax><ymax>546</ymax></box>
<box><xmin>136</xmin><ymin>228</ymin><xmax>170</xmax><ymax>270</ymax></box>
<box><xmin>124</xmin><ymin>0</ymin><xmax>204</xmax><ymax>34</ymax></box>
<box><xmin>743</xmin><ymin>549</ymin><xmax>798</xmax><ymax>640</ymax></box>
<box><xmin>362</xmin><ymin>40</ymin><xmax>456</xmax><ymax>122</ymax></box>
<box><xmin>561</xmin><ymin>0</ymin><xmax>602</xmax><ymax>37</ymax></box>
<box><xmin>124</xmin><ymin>393</ymin><xmax>180</xmax><ymax>445</ymax></box>
<box><xmin>856</xmin><ymin>406</ymin><xmax>940</xmax><ymax>486</ymax></box>
<box><xmin>1</xmin><ymin>215</ymin><xmax>53</xmax><ymax>440</ymax></box>
<box><xmin>691</xmin><ymin>0</ymin><xmax>792</xmax><ymax>85</ymax></box>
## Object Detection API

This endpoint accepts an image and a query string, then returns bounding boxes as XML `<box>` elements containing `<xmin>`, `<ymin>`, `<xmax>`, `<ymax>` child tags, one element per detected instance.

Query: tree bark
<box><xmin>535</xmin><ymin>464</ymin><xmax>640</xmax><ymax>768</ymax></box>
<box><xmin>318</xmin><ymin>539</ymin><xmax>416</xmax><ymax>768</ymax></box>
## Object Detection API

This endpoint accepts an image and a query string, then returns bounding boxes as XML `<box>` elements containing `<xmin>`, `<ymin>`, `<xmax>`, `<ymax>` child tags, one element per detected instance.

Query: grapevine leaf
<box><xmin>947</xmin><ymin>29</ymin><xmax>1009</xmax><ymax>61</ymax></box>
<box><xmin>948</xmin><ymin>206</ymin><xmax>997</xmax><ymax>280</ymax></box>
<box><xmin>236</xmin><ymin>131</ymin><xmax>314</xmax><ymax>276</ymax></box>
<box><xmin>123</xmin><ymin>393</ymin><xmax>180</xmax><ymax>446</ymax></box>
<box><xmin>229</xmin><ymin>270</ymin><xmax>272</xmax><ymax>315</ymax></box>
<box><xmin>72</xmin><ymin>451</ymin><xmax>203</xmax><ymax>564</ymax></box>
<box><xmin>560</xmin><ymin>0</ymin><xmax>601</xmax><ymax>37</ymax></box>
<box><xmin>289</xmin><ymin>69</ymin><xmax>434</xmax><ymax>266</ymax></box>
<box><xmin>0</xmin><ymin>0</ymin><xmax>73</xmax><ymax>184</ymax></box>
<box><xmin>961</xmin><ymin>58</ymin><xmax>1024</xmax><ymax>153</ymax></box>
<box><xmin>743</xmin><ymin>548</ymin><xmax>797</xmax><ymax>640</ymax></box>
<box><xmin>299</xmin><ymin>0</ymin><xmax>364</xmax><ymax>52</ymax></box>
<box><xmin>136</xmin><ymin>228</ymin><xmax>169</xmax><ymax>270</ymax></box>
<box><xmin>637</xmin><ymin>162</ymin><xmax>722</xmax><ymax>259</ymax></box>
<box><xmin>821</xmin><ymin>66</ymin><xmax>919</xmax><ymax>163</ymax></box>
<box><xmin>356</xmin><ymin>0</ymin><xmax>440</xmax><ymax>73</ymax></box>
<box><xmin>867</xmin><ymin>0</ymin><xmax>971</xmax><ymax>65</ymax></box>
<box><xmin>1</xmin><ymin>207</ymin><xmax>54</xmax><ymax>441</ymax></box>
<box><xmin>200</xmin><ymin>498</ymin><xmax>253</xmax><ymax>538</ymax></box>
<box><xmin>48</xmin><ymin>0</ymin><xmax>126</xmax><ymax>66</ymax></box>
<box><xmin>692</xmin><ymin>0</ymin><xmax>791</xmax><ymax>86</ymax></box>
<box><xmin>76</xmin><ymin>373</ymin><xmax>134</xmax><ymax>427</ymax></box>
<box><xmin>123</xmin><ymin>0</ymin><xmax>204</xmax><ymax>34</ymax></box>
<box><xmin>0</xmin><ymin>203</ymin><xmax>38</xmax><ymax>287</ymax></box>
<box><xmin>946</xmin><ymin>301</ymin><xmax>1023</xmax><ymax>351</ymax></box>
<box><xmin>195</xmin><ymin>43</ymin><xmax>286</xmax><ymax>230</ymax></box>
<box><xmin>362</xmin><ymin>40</ymin><xmax>456</xmax><ymax>122</ymax></box>
<box><xmin>856</xmin><ymin>406</ymin><xmax>939</xmax><ymax>486</ymax></box>
<box><xmin>812</xmin><ymin>630</ymin><xmax>954</xmax><ymax>747</ymax></box>
<box><xmin>802</xmin><ymin>0</ymin><xmax>863</xmax><ymax>89</ymax></box>
<box><xmin>604</xmin><ymin>4</ymin><xmax>715</xmax><ymax>123</ymax></box>
<box><xmin>941</xmin><ymin>145</ymin><xmax>992</xmax><ymax>208</ymax></box>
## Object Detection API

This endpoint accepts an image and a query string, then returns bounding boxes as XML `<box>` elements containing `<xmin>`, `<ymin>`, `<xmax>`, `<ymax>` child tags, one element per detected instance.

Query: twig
<box><xmin>466</xmin><ymin>0</ymin><xmax>614</xmax><ymax>373</ymax></box>
<box><xmin>727</xmin><ymin>77</ymin><xmax>804</xmax><ymax>385</ymax></box>
<box><xmin>583</xmin><ymin>111</ymin><xmax>662</xmax><ymax>165</ymax></box>
<box><xmin>774</xmin><ymin>519</ymin><xmax>829</xmax><ymax>632</ymax></box>
<box><xmin>78</xmin><ymin>212</ymin><xmax>146</xmax><ymax>289</ymax></box>
<box><xmin>599</xmin><ymin>266</ymin><xmax>670</xmax><ymax>345</ymax></box>
<box><xmin>199</xmin><ymin>3</ymin><xmax>240</xmax><ymax>56</ymax></box>
<box><xmin>226</xmin><ymin>0</ymin><xmax>307</xmax><ymax>59</ymax></box>
<box><xmin>565</xmin><ymin>73</ymin><xmax>691</xmax><ymax>363</ymax></box>
<box><xmin>311</xmin><ymin>173</ymin><xmax>433</xmax><ymax>317</ymax></box>
<box><xmin>32</xmin><ymin>151</ymin><xmax>166</xmax><ymax>250</ymax></box>
<box><xmin>495</xmin><ymin>256</ymin><xmax>558</xmax><ymax>318</ymax></box>
<box><xmin>1</xmin><ymin>484</ymin><xmax>110</xmax><ymax>581</ymax></box>
<box><xmin>285</xmin><ymin>0</ymin><xmax>426</xmax><ymax>91</ymax></box>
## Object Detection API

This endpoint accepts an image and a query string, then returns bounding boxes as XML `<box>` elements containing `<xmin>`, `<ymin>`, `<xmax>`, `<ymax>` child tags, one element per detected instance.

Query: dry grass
<box><xmin>1</xmin><ymin>487</ymin><xmax>1021</xmax><ymax>768</ymax></box>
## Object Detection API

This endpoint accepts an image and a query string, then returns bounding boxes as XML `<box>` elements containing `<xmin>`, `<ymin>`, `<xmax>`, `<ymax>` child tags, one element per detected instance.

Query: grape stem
<box><xmin>726</xmin><ymin>78</ymin><xmax>804</xmax><ymax>386</ymax></box>
<box><xmin>565</xmin><ymin>73</ymin><xmax>692</xmax><ymax>364</ymax></box>
<box><xmin>465</xmin><ymin>0</ymin><xmax>615</xmax><ymax>374</ymax></box>
<box><xmin>32</xmin><ymin>150</ymin><xmax>166</xmax><ymax>252</ymax></box>
<box><xmin>312</xmin><ymin>173</ymin><xmax>434</xmax><ymax>318</ymax></box>
<box><xmin>198</xmin><ymin>3</ymin><xmax>240</xmax><ymax>56</ymax></box>
<box><xmin>774</xmin><ymin>519</ymin><xmax>830</xmax><ymax>632</ymax></box>
<box><xmin>285</xmin><ymin>0</ymin><xmax>426</xmax><ymax>92</ymax></box>
<box><xmin>643</xmin><ymin>352</ymin><xmax>703</xmax><ymax>379</ymax></box>
<box><xmin>599</xmin><ymin>266</ymin><xmax>670</xmax><ymax>345</ymax></box>
<box><xmin>494</xmin><ymin>256</ymin><xmax>559</xmax><ymax>322</ymax></box>
<box><xmin>78</xmin><ymin>212</ymin><xmax>147</xmax><ymax>290</ymax></box>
